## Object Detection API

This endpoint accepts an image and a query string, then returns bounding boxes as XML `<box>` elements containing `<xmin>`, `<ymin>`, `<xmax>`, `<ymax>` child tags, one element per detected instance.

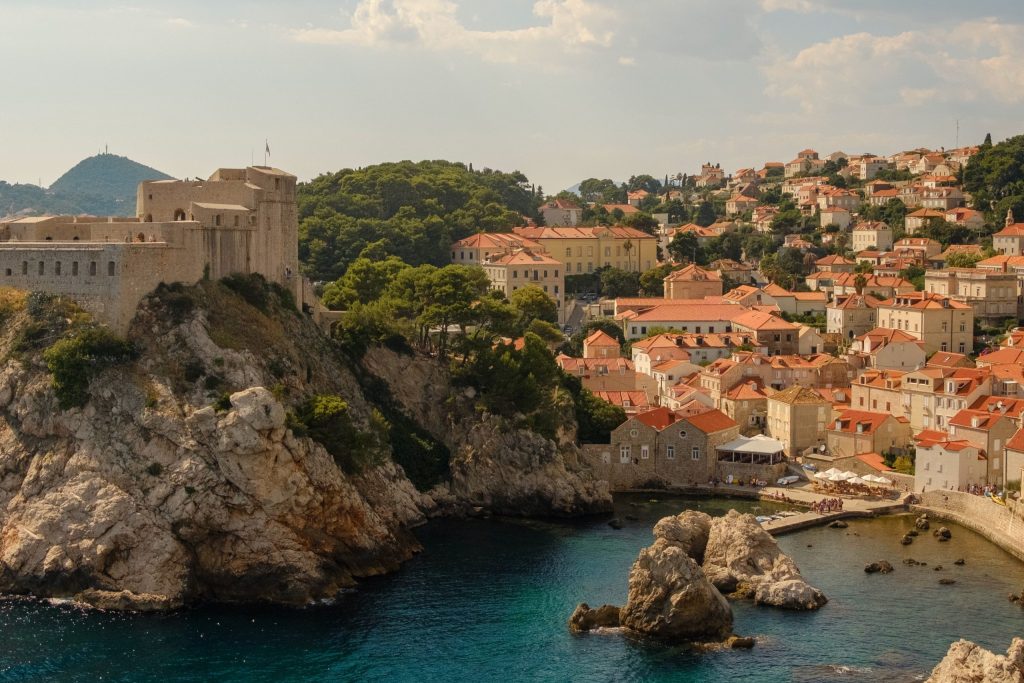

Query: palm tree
<box><xmin>623</xmin><ymin>239</ymin><xmax>634</xmax><ymax>271</ymax></box>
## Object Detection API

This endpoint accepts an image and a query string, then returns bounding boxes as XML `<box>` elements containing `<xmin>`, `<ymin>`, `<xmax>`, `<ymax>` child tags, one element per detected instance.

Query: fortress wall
<box><xmin>0</xmin><ymin>243</ymin><xmax>202</xmax><ymax>332</ymax></box>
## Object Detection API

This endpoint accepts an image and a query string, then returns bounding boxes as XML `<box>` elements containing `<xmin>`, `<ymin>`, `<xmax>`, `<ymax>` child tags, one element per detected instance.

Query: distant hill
<box><xmin>48</xmin><ymin>153</ymin><xmax>173</xmax><ymax>215</ymax></box>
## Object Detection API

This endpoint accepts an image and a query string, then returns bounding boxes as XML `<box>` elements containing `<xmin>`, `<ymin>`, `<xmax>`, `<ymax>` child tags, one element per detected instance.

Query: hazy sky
<box><xmin>2</xmin><ymin>0</ymin><xmax>1024</xmax><ymax>192</ymax></box>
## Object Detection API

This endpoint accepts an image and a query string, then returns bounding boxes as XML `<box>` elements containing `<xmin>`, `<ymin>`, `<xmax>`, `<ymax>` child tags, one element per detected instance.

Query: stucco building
<box><xmin>766</xmin><ymin>385</ymin><xmax>833</xmax><ymax>456</ymax></box>
<box><xmin>512</xmin><ymin>225</ymin><xmax>658</xmax><ymax>274</ymax></box>
<box><xmin>876</xmin><ymin>292</ymin><xmax>974</xmax><ymax>355</ymax></box>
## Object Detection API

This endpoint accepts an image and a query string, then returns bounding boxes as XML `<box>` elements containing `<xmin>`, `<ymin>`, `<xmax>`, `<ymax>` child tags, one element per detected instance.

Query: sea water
<box><xmin>2</xmin><ymin>495</ymin><xmax>1022</xmax><ymax>682</ymax></box>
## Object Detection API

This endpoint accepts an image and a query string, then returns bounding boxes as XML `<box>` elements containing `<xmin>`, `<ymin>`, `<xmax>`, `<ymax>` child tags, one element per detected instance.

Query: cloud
<box><xmin>763</xmin><ymin>19</ymin><xmax>1024</xmax><ymax>113</ymax></box>
<box><xmin>290</xmin><ymin>0</ymin><xmax>615</xmax><ymax>64</ymax></box>
<box><xmin>165</xmin><ymin>17</ymin><xmax>194</xmax><ymax>28</ymax></box>
<box><xmin>758</xmin><ymin>0</ymin><xmax>821</xmax><ymax>12</ymax></box>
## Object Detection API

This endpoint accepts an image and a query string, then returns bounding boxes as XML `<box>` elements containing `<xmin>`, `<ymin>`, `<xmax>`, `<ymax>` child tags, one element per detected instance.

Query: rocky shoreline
<box><xmin>0</xmin><ymin>284</ymin><xmax>611</xmax><ymax>611</ymax></box>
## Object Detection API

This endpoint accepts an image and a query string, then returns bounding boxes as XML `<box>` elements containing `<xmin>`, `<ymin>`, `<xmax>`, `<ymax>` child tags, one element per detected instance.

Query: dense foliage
<box><xmin>298</xmin><ymin>161</ymin><xmax>536</xmax><ymax>281</ymax></box>
<box><xmin>292</xmin><ymin>394</ymin><xmax>387</xmax><ymax>474</ymax></box>
<box><xmin>963</xmin><ymin>134</ymin><xmax>1024</xmax><ymax>219</ymax></box>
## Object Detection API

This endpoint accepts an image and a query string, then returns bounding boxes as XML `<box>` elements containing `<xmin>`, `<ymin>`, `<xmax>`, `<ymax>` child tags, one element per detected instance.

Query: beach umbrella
<box><xmin>839</xmin><ymin>471</ymin><xmax>858</xmax><ymax>480</ymax></box>
<box><xmin>828</xmin><ymin>473</ymin><xmax>847</xmax><ymax>482</ymax></box>
<box><xmin>822</xmin><ymin>468</ymin><xmax>841</xmax><ymax>477</ymax></box>
<box><xmin>861</xmin><ymin>474</ymin><xmax>881</xmax><ymax>483</ymax></box>
<box><xmin>875</xmin><ymin>476</ymin><xmax>892</xmax><ymax>485</ymax></box>
<box><xmin>847</xmin><ymin>476</ymin><xmax>868</xmax><ymax>485</ymax></box>
<box><xmin>814</xmin><ymin>471</ymin><xmax>829</xmax><ymax>479</ymax></box>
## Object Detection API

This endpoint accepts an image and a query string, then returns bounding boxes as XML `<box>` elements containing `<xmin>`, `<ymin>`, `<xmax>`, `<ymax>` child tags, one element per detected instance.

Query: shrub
<box><xmin>295</xmin><ymin>394</ymin><xmax>383</xmax><ymax>474</ymax></box>
<box><xmin>42</xmin><ymin>327</ymin><xmax>136</xmax><ymax>409</ymax></box>
<box><xmin>221</xmin><ymin>273</ymin><xmax>270</xmax><ymax>311</ymax></box>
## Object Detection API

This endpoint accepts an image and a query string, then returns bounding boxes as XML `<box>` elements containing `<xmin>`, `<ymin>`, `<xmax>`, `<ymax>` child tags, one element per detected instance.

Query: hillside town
<box><xmin>451</xmin><ymin>143</ymin><xmax>1024</xmax><ymax>498</ymax></box>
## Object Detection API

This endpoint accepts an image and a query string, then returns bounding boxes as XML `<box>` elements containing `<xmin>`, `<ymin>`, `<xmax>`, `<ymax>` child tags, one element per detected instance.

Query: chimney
<box><xmin>971</xmin><ymin>416</ymin><xmax>981</xmax><ymax>428</ymax></box>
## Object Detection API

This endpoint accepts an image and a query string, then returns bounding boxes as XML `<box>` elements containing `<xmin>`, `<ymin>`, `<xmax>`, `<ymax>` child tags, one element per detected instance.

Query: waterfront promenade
<box><xmin>756</xmin><ymin>484</ymin><xmax>906</xmax><ymax>535</ymax></box>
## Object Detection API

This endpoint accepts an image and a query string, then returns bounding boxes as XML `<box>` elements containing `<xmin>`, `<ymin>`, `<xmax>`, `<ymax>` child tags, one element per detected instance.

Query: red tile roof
<box><xmin>634</xmin><ymin>407</ymin><xmax>679</xmax><ymax>430</ymax></box>
<box><xmin>855</xmin><ymin>452</ymin><xmax>894</xmax><ymax>472</ymax></box>
<box><xmin>685</xmin><ymin>408</ymin><xmax>738</xmax><ymax>434</ymax></box>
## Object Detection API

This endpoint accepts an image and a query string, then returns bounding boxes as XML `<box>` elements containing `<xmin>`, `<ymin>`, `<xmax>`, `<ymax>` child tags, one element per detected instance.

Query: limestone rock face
<box><xmin>362</xmin><ymin>347</ymin><xmax>612</xmax><ymax>517</ymax></box>
<box><xmin>927</xmin><ymin>638</ymin><xmax>1024</xmax><ymax>683</ymax></box>
<box><xmin>0</xmin><ymin>287</ymin><xmax>612</xmax><ymax>610</ymax></box>
<box><xmin>619</xmin><ymin>516</ymin><xmax>733</xmax><ymax>642</ymax></box>
<box><xmin>702</xmin><ymin>510</ymin><xmax>827</xmax><ymax>610</ymax></box>
<box><xmin>0</xmin><ymin>374</ymin><xmax>426</xmax><ymax>610</ymax></box>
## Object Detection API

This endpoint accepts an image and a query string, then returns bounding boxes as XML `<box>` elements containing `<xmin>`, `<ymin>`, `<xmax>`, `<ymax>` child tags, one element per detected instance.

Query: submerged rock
<box><xmin>828</xmin><ymin>520</ymin><xmax>848</xmax><ymax>529</ymax></box>
<box><xmin>865</xmin><ymin>561</ymin><xmax>894</xmax><ymax>574</ymax></box>
<box><xmin>901</xmin><ymin>534</ymin><xmax>914</xmax><ymax>546</ymax></box>
<box><xmin>608</xmin><ymin>518</ymin><xmax>624</xmax><ymax>530</ymax></box>
<box><xmin>926</xmin><ymin>638</ymin><xmax>1024</xmax><ymax>682</ymax></box>
<box><xmin>935</xmin><ymin>527</ymin><xmax>952</xmax><ymax>541</ymax></box>
<box><xmin>915</xmin><ymin>515</ymin><xmax>931</xmax><ymax>531</ymax></box>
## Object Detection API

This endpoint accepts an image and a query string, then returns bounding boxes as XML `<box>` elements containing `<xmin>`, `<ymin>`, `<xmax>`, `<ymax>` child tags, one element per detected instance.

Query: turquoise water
<box><xmin>2</xmin><ymin>495</ymin><xmax>1023</xmax><ymax>682</ymax></box>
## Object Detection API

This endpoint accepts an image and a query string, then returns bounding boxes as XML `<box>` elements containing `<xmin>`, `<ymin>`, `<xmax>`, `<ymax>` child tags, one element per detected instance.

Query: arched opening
<box><xmin>136</xmin><ymin>232</ymin><xmax>145</xmax><ymax>242</ymax></box>
<box><xmin>144</xmin><ymin>214</ymin><xmax>153</xmax><ymax>223</ymax></box>
<box><xmin>173</xmin><ymin>209</ymin><xmax>186</xmax><ymax>221</ymax></box>
<box><xmin>73</xmin><ymin>236</ymin><xmax>80</xmax><ymax>241</ymax></box>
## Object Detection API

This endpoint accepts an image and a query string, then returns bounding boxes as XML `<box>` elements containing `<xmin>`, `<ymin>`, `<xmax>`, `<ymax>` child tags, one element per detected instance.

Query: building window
<box><xmin>214</xmin><ymin>214</ymin><xmax>222</xmax><ymax>227</ymax></box>
<box><xmin>55</xmin><ymin>262</ymin><xmax>61</xmax><ymax>276</ymax></box>
<box><xmin>667</xmin><ymin>445</ymin><xmax>675</xmax><ymax>459</ymax></box>
<box><xmin>691</xmin><ymin>447</ymin><xmax>700</xmax><ymax>460</ymax></box>
<box><xmin>941</xmin><ymin>342</ymin><xmax>948</xmax><ymax>352</ymax></box>
<box><xmin>620</xmin><ymin>445</ymin><xmax>631</xmax><ymax>463</ymax></box>
<box><xmin>89</xmin><ymin>261</ymin><xmax>97</xmax><ymax>276</ymax></box>
<box><xmin>630</xmin><ymin>429</ymin><xmax>638</xmax><ymax>437</ymax></box>
<box><xmin>107</xmin><ymin>261</ymin><xmax>115</xmax><ymax>276</ymax></box>
<box><xmin>959</xmin><ymin>342</ymin><xmax>965</xmax><ymax>353</ymax></box>
<box><xmin>679</xmin><ymin>430</ymin><xmax>687</xmax><ymax>438</ymax></box>
<box><xmin>566</xmin><ymin>248</ymin><xmax>572</xmax><ymax>256</ymax></box>
<box><xmin>72</xmin><ymin>262</ymin><xmax>79</xmax><ymax>276</ymax></box>
<box><xmin>641</xmin><ymin>445</ymin><xmax>649</xmax><ymax>460</ymax></box>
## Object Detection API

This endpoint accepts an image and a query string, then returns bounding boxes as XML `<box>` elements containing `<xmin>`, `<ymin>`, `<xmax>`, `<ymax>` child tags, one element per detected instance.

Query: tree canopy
<box><xmin>298</xmin><ymin>160</ymin><xmax>535</xmax><ymax>282</ymax></box>
<box><xmin>963</xmin><ymin>134</ymin><xmax>1024</xmax><ymax>219</ymax></box>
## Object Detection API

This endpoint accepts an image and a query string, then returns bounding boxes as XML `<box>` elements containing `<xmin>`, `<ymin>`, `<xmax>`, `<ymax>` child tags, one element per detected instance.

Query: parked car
<box><xmin>776</xmin><ymin>475</ymin><xmax>801</xmax><ymax>486</ymax></box>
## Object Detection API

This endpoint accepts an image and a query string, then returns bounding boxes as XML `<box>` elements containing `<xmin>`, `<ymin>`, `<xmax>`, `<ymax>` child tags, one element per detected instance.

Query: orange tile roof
<box><xmin>949</xmin><ymin>409</ymin><xmax>1007</xmax><ymax>431</ymax></box>
<box><xmin>452</xmin><ymin>232</ymin><xmax>542</xmax><ymax>250</ymax></box>
<box><xmin>977</xmin><ymin>347</ymin><xmax>1024</xmax><ymax>366</ymax></box>
<box><xmin>731</xmin><ymin>309</ymin><xmax>798</xmax><ymax>331</ymax></box>
<box><xmin>830</xmin><ymin>409</ymin><xmax>901</xmax><ymax>435</ymax></box>
<box><xmin>584</xmin><ymin>330</ymin><xmax>620</xmax><ymax>347</ymax></box>
<box><xmin>684</xmin><ymin>408</ymin><xmax>737</xmax><ymax>434</ymax></box>
<box><xmin>627</xmin><ymin>303</ymin><xmax>747</xmax><ymax>323</ymax></box>
<box><xmin>513</xmin><ymin>225</ymin><xmax>652</xmax><ymax>240</ymax></box>
<box><xmin>855</xmin><ymin>452</ymin><xmax>894</xmax><ymax>472</ymax></box>
<box><xmin>664</xmin><ymin>264</ymin><xmax>722</xmax><ymax>282</ymax></box>
<box><xmin>1006</xmin><ymin>427</ymin><xmax>1024</xmax><ymax>452</ymax></box>
<box><xmin>634</xmin><ymin>407</ymin><xmax>679</xmax><ymax>430</ymax></box>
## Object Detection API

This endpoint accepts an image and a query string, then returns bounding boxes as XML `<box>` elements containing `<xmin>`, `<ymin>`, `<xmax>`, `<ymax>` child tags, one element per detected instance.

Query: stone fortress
<box><xmin>0</xmin><ymin>166</ymin><xmax>316</xmax><ymax>332</ymax></box>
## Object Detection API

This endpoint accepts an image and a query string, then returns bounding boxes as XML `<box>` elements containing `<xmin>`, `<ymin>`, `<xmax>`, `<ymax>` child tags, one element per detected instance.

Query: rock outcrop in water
<box><xmin>926</xmin><ymin>638</ymin><xmax>1024</xmax><ymax>682</ymax></box>
<box><xmin>569</xmin><ymin>508</ymin><xmax>827</xmax><ymax>643</ymax></box>
<box><xmin>698</xmin><ymin>510</ymin><xmax>827</xmax><ymax>610</ymax></box>
<box><xmin>0</xmin><ymin>280</ymin><xmax>610</xmax><ymax>610</ymax></box>
<box><xmin>570</xmin><ymin>510</ymin><xmax>733</xmax><ymax>643</ymax></box>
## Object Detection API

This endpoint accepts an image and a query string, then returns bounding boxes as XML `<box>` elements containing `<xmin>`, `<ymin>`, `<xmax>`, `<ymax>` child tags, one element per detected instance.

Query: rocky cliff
<box><xmin>0</xmin><ymin>280</ymin><xmax>610</xmax><ymax>610</ymax></box>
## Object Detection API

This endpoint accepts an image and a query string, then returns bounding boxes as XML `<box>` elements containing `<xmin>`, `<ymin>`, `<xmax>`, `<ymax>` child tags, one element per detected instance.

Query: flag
<box><xmin>265</xmin><ymin>140</ymin><xmax>270</xmax><ymax>155</ymax></box>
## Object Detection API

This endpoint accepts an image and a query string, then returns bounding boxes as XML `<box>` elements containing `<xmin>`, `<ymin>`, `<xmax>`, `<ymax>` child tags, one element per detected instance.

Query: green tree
<box><xmin>509</xmin><ymin>285</ymin><xmax>558</xmax><ymax>330</ymax></box>
<box><xmin>321</xmin><ymin>252</ymin><xmax>410</xmax><ymax>310</ymax></box>
<box><xmin>945</xmin><ymin>251</ymin><xmax>984</xmax><ymax>268</ymax></box>
<box><xmin>695</xmin><ymin>200</ymin><xmax>717</xmax><ymax>227</ymax></box>
<box><xmin>574</xmin><ymin>386</ymin><xmax>626</xmax><ymax>443</ymax></box>
<box><xmin>667</xmin><ymin>232</ymin><xmax>706</xmax><ymax>264</ymax></box>
<box><xmin>599</xmin><ymin>268</ymin><xmax>641</xmax><ymax>298</ymax></box>
<box><xmin>639</xmin><ymin>263</ymin><xmax>675</xmax><ymax>296</ymax></box>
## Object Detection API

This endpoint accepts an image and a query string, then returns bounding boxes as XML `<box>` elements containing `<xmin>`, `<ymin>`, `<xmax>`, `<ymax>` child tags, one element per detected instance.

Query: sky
<box><xmin>2</xmin><ymin>0</ymin><xmax>1024</xmax><ymax>192</ymax></box>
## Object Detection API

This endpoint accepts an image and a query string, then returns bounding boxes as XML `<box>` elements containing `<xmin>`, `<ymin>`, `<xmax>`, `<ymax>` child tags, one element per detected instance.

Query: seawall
<box><xmin>911</xmin><ymin>490</ymin><xmax>1024</xmax><ymax>563</ymax></box>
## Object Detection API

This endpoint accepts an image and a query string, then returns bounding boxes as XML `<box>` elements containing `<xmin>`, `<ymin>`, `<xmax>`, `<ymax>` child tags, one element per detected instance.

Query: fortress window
<box><xmin>107</xmin><ymin>261</ymin><xmax>115</xmax><ymax>276</ymax></box>
<box><xmin>21</xmin><ymin>262</ymin><xmax>27</xmax><ymax>275</ymax></box>
<box><xmin>55</xmin><ymin>262</ymin><xmax>61</xmax><ymax>276</ymax></box>
<box><xmin>215</xmin><ymin>214</ymin><xmax>222</xmax><ymax>227</ymax></box>
<box><xmin>45</xmin><ymin>236</ymin><xmax>52</xmax><ymax>241</ymax></box>
<box><xmin>38</xmin><ymin>262</ymin><xmax>43</xmax><ymax>275</ymax></box>
<box><xmin>173</xmin><ymin>209</ymin><xmax>186</xmax><ymax>221</ymax></box>
<box><xmin>234</xmin><ymin>215</ymin><xmax>239</xmax><ymax>227</ymax></box>
<box><xmin>73</xmin><ymin>236</ymin><xmax>79</xmax><ymax>241</ymax></box>
<box><xmin>89</xmin><ymin>261</ymin><xmax>97</xmax><ymax>276</ymax></box>
<box><xmin>72</xmin><ymin>262</ymin><xmax>79</xmax><ymax>276</ymax></box>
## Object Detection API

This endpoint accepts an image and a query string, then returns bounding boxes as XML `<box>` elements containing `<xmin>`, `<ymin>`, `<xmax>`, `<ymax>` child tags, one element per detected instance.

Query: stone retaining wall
<box><xmin>913</xmin><ymin>490</ymin><xmax>1024</xmax><ymax>562</ymax></box>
